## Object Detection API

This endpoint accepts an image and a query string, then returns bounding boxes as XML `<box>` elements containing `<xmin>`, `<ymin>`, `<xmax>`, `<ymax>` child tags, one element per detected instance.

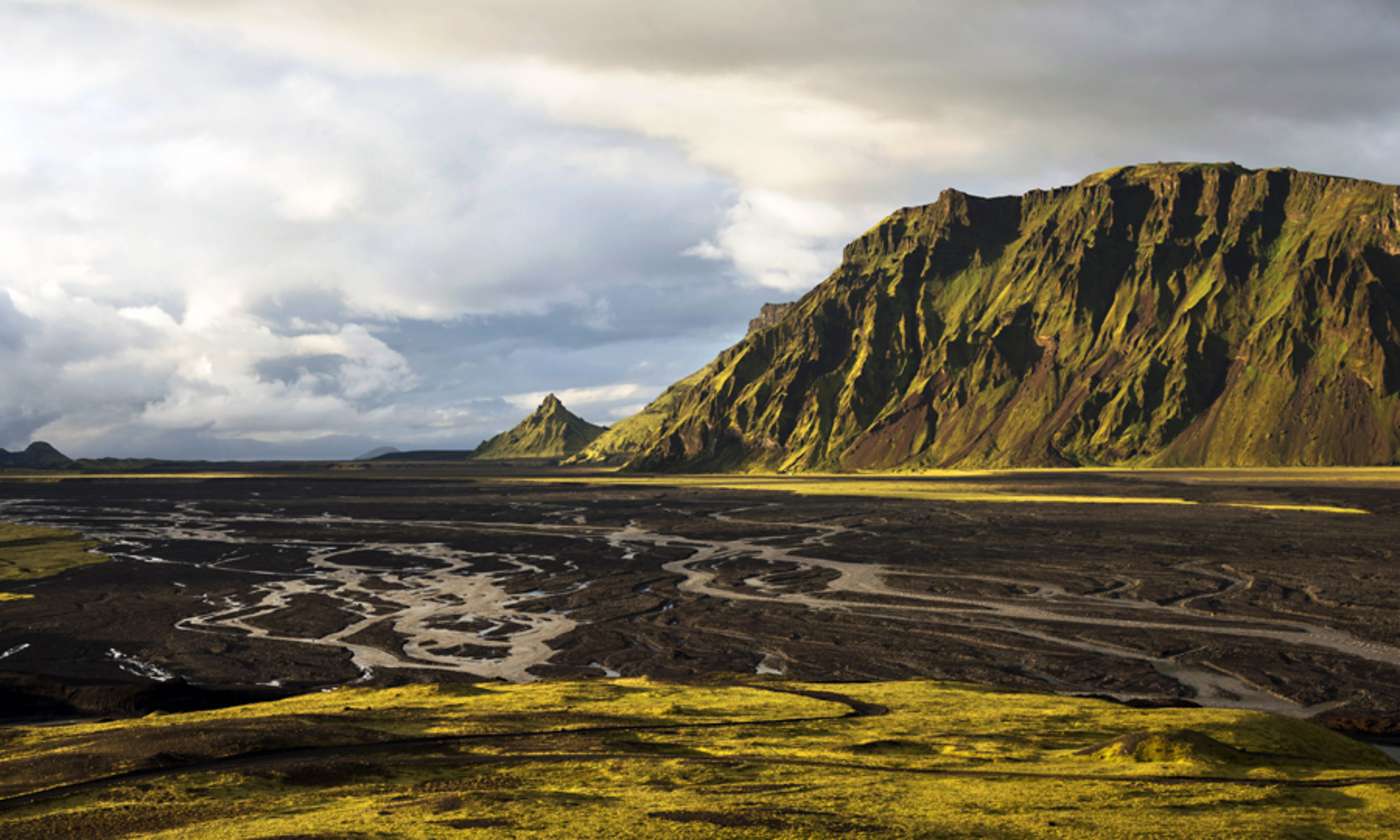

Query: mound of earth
<box><xmin>1080</xmin><ymin>729</ymin><xmax>1252</xmax><ymax>764</ymax></box>
<box><xmin>1081</xmin><ymin>724</ymin><xmax>1393</xmax><ymax>769</ymax></box>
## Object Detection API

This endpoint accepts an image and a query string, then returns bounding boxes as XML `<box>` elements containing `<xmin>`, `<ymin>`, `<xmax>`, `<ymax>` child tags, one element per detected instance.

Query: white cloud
<box><xmin>0</xmin><ymin>3</ymin><xmax>747</xmax><ymax>455</ymax></box>
<box><xmin>505</xmin><ymin>383</ymin><xmax>646</xmax><ymax>411</ymax></box>
<box><xmin>607</xmin><ymin>402</ymin><xmax>647</xmax><ymax>419</ymax></box>
<box><xmin>83</xmin><ymin>0</ymin><xmax>1400</xmax><ymax>299</ymax></box>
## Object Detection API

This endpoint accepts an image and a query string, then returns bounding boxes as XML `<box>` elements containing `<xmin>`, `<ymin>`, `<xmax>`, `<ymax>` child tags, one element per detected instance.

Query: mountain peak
<box><xmin>0</xmin><ymin>441</ymin><xmax>74</xmax><ymax>469</ymax></box>
<box><xmin>474</xmin><ymin>395</ymin><xmax>606</xmax><ymax>461</ymax></box>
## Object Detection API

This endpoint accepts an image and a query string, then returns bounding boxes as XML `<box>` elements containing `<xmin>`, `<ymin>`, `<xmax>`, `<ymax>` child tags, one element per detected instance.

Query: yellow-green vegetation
<box><xmin>512</xmin><ymin>471</ymin><xmax>1378</xmax><ymax>514</ymax></box>
<box><xmin>0</xmin><ymin>522</ymin><xmax>105</xmax><ymax>591</ymax></box>
<box><xmin>2</xmin><ymin>678</ymin><xmax>1399</xmax><ymax>838</ymax></box>
<box><xmin>474</xmin><ymin>394</ymin><xmax>605</xmax><ymax>460</ymax></box>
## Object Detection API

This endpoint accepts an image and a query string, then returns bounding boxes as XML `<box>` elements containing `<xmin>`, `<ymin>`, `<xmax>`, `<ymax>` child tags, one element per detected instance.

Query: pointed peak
<box><xmin>535</xmin><ymin>393</ymin><xmax>568</xmax><ymax>417</ymax></box>
<box><xmin>474</xmin><ymin>392</ymin><xmax>605</xmax><ymax>461</ymax></box>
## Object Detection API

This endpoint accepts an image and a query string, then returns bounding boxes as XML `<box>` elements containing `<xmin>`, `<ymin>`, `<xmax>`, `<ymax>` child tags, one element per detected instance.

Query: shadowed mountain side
<box><xmin>604</xmin><ymin>162</ymin><xmax>1400</xmax><ymax>471</ymax></box>
<box><xmin>0</xmin><ymin>443</ymin><xmax>73</xmax><ymax>470</ymax></box>
<box><xmin>473</xmin><ymin>394</ymin><xmax>606</xmax><ymax>461</ymax></box>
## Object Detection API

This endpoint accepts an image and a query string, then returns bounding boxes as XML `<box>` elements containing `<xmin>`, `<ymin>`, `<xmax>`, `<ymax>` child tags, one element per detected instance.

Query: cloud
<box><xmin>505</xmin><ymin>383</ymin><xmax>647</xmax><ymax>412</ymax></box>
<box><xmin>4</xmin><ymin>0</ymin><xmax>1400</xmax><ymax>456</ymax></box>
<box><xmin>0</xmin><ymin>2</ymin><xmax>768</xmax><ymax>456</ymax></box>
<box><xmin>82</xmin><ymin>0</ymin><xmax>1400</xmax><ymax>288</ymax></box>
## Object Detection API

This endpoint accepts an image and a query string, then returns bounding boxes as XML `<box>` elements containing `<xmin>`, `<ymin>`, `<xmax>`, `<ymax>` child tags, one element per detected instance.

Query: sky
<box><xmin>3</xmin><ymin>1</ymin><xmax>1399</xmax><ymax>458</ymax></box>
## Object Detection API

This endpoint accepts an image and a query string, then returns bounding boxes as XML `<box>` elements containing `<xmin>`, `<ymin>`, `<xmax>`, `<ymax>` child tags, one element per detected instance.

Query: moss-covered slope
<box><xmin>623</xmin><ymin>163</ymin><xmax>1400</xmax><ymax>471</ymax></box>
<box><xmin>4</xmin><ymin>679</ymin><xmax>1399</xmax><ymax>838</ymax></box>
<box><xmin>473</xmin><ymin>394</ymin><xmax>606</xmax><ymax>461</ymax></box>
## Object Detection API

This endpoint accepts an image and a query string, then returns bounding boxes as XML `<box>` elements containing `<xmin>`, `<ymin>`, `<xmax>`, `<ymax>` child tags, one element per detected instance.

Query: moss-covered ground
<box><xmin>2</xmin><ymin>679</ymin><xmax>1399</xmax><ymax>837</ymax></box>
<box><xmin>0</xmin><ymin>522</ymin><xmax>105</xmax><ymax>594</ymax></box>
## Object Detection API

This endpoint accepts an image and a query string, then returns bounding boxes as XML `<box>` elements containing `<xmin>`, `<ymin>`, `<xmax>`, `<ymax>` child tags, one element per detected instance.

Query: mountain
<box><xmin>0</xmin><ymin>442</ymin><xmax>74</xmax><ymax>470</ymax></box>
<box><xmin>613</xmin><ymin>163</ymin><xmax>1400</xmax><ymax>471</ymax></box>
<box><xmin>473</xmin><ymin>395</ymin><xmax>606</xmax><ymax>461</ymax></box>
<box><xmin>355</xmin><ymin>446</ymin><xmax>400</xmax><ymax>461</ymax></box>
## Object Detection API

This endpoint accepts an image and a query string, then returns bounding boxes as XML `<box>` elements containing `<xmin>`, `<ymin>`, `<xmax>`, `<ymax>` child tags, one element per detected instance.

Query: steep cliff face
<box><xmin>620</xmin><ymin>163</ymin><xmax>1400</xmax><ymax>471</ymax></box>
<box><xmin>473</xmin><ymin>395</ymin><xmax>605</xmax><ymax>461</ymax></box>
<box><xmin>747</xmin><ymin>302</ymin><xmax>798</xmax><ymax>335</ymax></box>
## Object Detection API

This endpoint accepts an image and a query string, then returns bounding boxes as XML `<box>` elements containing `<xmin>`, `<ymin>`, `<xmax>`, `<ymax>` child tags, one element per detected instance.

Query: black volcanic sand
<box><xmin>2</xmin><ymin>468</ymin><xmax>1400</xmax><ymax>733</ymax></box>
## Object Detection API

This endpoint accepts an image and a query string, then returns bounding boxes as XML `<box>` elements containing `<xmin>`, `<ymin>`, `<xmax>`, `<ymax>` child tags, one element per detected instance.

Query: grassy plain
<box><xmin>2</xmin><ymin>679</ymin><xmax>1399</xmax><ymax>837</ymax></box>
<box><xmin>0</xmin><ymin>523</ymin><xmax>105</xmax><ymax>593</ymax></box>
<box><xmin>504</xmin><ymin>469</ymin><xmax>1395</xmax><ymax>514</ymax></box>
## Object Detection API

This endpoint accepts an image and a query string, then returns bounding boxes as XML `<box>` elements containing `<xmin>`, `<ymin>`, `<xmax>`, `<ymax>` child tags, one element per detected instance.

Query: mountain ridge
<box><xmin>604</xmin><ymin>162</ymin><xmax>1400</xmax><ymax>471</ymax></box>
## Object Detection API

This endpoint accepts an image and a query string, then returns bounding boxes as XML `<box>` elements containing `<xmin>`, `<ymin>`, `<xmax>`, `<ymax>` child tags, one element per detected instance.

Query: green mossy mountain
<box><xmin>473</xmin><ymin>394</ymin><xmax>606</xmax><ymax>461</ymax></box>
<box><xmin>617</xmin><ymin>163</ymin><xmax>1400</xmax><ymax>471</ymax></box>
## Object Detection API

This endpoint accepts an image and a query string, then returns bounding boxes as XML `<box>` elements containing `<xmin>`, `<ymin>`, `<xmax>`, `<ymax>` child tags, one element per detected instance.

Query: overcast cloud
<box><xmin>3</xmin><ymin>0</ymin><xmax>1399</xmax><ymax>457</ymax></box>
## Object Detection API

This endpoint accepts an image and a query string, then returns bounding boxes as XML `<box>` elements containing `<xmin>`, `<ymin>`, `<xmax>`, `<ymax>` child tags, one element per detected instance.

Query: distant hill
<box><xmin>0</xmin><ymin>442</ymin><xmax>73</xmax><ymax>470</ymax></box>
<box><xmin>605</xmin><ymin>163</ymin><xmax>1400</xmax><ymax>470</ymax></box>
<box><xmin>368</xmin><ymin>450</ymin><xmax>472</xmax><ymax>462</ymax></box>
<box><xmin>355</xmin><ymin>446</ymin><xmax>400</xmax><ymax>461</ymax></box>
<box><xmin>474</xmin><ymin>395</ymin><xmax>605</xmax><ymax>461</ymax></box>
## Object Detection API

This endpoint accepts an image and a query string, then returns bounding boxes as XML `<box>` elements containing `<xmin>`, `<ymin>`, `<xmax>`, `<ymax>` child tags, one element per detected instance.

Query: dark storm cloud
<box><xmin>98</xmin><ymin>0</ymin><xmax>1400</xmax><ymax>192</ymax></box>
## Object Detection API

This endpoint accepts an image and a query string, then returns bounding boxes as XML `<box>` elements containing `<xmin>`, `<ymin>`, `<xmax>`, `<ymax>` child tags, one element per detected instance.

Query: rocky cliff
<box><xmin>615</xmin><ymin>163</ymin><xmax>1400</xmax><ymax>470</ymax></box>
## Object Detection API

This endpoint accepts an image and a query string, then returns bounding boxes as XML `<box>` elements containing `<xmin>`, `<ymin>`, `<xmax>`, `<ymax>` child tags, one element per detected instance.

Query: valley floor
<box><xmin>3</xmin><ymin>466</ymin><xmax>1400</xmax><ymax>834</ymax></box>
<box><xmin>3</xmin><ymin>466</ymin><xmax>1400</xmax><ymax>721</ymax></box>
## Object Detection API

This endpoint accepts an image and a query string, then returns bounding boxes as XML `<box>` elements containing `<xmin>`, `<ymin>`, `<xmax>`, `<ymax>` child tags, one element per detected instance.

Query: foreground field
<box><xmin>2</xmin><ymin>678</ymin><xmax>1399</xmax><ymax>838</ymax></box>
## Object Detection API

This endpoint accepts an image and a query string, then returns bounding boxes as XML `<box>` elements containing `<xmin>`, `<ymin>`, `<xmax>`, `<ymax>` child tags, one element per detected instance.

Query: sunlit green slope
<box><xmin>616</xmin><ymin>163</ymin><xmax>1400</xmax><ymax>471</ymax></box>
<box><xmin>473</xmin><ymin>394</ymin><xmax>606</xmax><ymax>461</ymax></box>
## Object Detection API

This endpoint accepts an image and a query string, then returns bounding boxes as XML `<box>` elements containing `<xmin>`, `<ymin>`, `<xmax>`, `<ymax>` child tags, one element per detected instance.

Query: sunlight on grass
<box><xmin>4</xmin><ymin>679</ymin><xmax>1400</xmax><ymax>837</ymax></box>
<box><xmin>0</xmin><ymin>522</ymin><xmax>107</xmax><ymax>585</ymax></box>
<box><xmin>511</xmin><ymin>473</ymin><xmax>1374</xmax><ymax>515</ymax></box>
